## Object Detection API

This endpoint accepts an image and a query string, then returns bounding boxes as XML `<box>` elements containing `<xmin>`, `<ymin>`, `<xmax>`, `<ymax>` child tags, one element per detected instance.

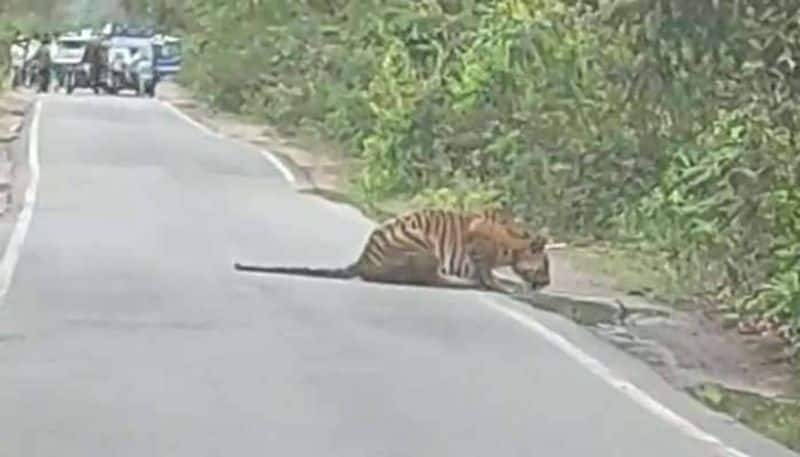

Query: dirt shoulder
<box><xmin>155</xmin><ymin>81</ymin><xmax>797</xmax><ymax>401</ymax></box>
<box><xmin>0</xmin><ymin>88</ymin><xmax>36</xmax><ymax>249</ymax></box>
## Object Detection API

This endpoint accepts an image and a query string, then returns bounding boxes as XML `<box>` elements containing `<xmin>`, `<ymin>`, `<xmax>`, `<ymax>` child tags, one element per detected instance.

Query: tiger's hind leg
<box><xmin>406</xmin><ymin>253</ymin><xmax>478</xmax><ymax>289</ymax></box>
<box><xmin>361</xmin><ymin>251</ymin><xmax>478</xmax><ymax>290</ymax></box>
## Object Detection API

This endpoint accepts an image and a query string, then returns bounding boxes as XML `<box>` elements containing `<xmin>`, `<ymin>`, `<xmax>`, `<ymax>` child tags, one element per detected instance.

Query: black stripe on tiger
<box><xmin>397</xmin><ymin>220</ymin><xmax>429</xmax><ymax>252</ymax></box>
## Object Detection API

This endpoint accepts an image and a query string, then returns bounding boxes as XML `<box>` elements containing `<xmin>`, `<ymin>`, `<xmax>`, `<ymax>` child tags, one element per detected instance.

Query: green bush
<box><xmin>170</xmin><ymin>0</ymin><xmax>799</xmax><ymax>350</ymax></box>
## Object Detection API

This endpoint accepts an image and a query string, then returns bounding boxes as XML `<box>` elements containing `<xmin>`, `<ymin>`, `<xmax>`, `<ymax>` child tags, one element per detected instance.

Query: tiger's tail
<box><xmin>233</xmin><ymin>262</ymin><xmax>359</xmax><ymax>280</ymax></box>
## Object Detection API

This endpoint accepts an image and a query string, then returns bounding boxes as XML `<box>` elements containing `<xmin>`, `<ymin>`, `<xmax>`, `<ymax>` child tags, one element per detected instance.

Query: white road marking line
<box><xmin>163</xmin><ymin>91</ymin><xmax>754</xmax><ymax>457</ymax></box>
<box><xmin>159</xmin><ymin>100</ymin><xmax>296</xmax><ymax>184</ymax></box>
<box><xmin>482</xmin><ymin>297</ymin><xmax>752</xmax><ymax>457</ymax></box>
<box><xmin>0</xmin><ymin>99</ymin><xmax>41</xmax><ymax>300</ymax></box>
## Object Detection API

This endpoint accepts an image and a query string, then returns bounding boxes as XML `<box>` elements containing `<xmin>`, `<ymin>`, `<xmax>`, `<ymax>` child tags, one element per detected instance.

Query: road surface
<box><xmin>0</xmin><ymin>94</ymin><xmax>794</xmax><ymax>457</ymax></box>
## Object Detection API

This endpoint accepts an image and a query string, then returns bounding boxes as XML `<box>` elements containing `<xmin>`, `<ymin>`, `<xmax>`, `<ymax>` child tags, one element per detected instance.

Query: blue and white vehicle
<box><xmin>152</xmin><ymin>34</ymin><xmax>182</xmax><ymax>78</ymax></box>
<box><xmin>106</xmin><ymin>35</ymin><xmax>157</xmax><ymax>97</ymax></box>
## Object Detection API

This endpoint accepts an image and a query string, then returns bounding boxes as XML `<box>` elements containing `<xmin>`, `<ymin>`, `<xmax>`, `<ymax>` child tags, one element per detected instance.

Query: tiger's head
<box><xmin>468</xmin><ymin>215</ymin><xmax>551</xmax><ymax>290</ymax></box>
<box><xmin>509</xmin><ymin>233</ymin><xmax>550</xmax><ymax>290</ymax></box>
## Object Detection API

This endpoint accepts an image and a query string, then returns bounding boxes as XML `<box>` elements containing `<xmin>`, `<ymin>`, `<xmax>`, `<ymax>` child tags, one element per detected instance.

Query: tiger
<box><xmin>233</xmin><ymin>208</ymin><xmax>551</xmax><ymax>294</ymax></box>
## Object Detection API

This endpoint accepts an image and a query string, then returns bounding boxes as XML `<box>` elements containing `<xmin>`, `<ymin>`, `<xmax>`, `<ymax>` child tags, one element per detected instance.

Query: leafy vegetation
<box><xmin>147</xmin><ymin>0</ymin><xmax>800</xmax><ymax>351</ymax></box>
<box><xmin>690</xmin><ymin>383</ymin><xmax>800</xmax><ymax>451</ymax></box>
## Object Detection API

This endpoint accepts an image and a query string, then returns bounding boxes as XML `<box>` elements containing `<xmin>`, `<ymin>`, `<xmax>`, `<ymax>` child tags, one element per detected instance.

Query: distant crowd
<box><xmin>8</xmin><ymin>31</ymin><xmax>60</xmax><ymax>92</ymax></box>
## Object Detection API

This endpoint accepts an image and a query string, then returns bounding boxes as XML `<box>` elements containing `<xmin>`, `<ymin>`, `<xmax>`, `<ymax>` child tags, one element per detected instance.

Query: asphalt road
<box><xmin>0</xmin><ymin>94</ymin><xmax>794</xmax><ymax>457</ymax></box>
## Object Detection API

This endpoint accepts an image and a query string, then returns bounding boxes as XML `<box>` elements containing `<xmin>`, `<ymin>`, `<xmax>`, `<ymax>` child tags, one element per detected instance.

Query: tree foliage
<box><xmin>166</xmin><ymin>0</ymin><xmax>800</xmax><ymax>348</ymax></box>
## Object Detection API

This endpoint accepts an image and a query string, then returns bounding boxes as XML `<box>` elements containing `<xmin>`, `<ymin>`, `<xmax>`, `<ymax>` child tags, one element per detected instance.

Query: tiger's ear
<box><xmin>529</xmin><ymin>234</ymin><xmax>548</xmax><ymax>252</ymax></box>
<box><xmin>527</xmin><ymin>227</ymin><xmax>552</xmax><ymax>252</ymax></box>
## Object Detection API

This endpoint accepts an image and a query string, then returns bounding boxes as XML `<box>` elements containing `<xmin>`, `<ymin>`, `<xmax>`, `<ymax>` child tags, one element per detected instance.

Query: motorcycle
<box><xmin>36</xmin><ymin>66</ymin><xmax>51</xmax><ymax>93</ymax></box>
<box><xmin>64</xmin><ymin>62</ymin><xmax>98</xmax><ymax>94</ymax></box>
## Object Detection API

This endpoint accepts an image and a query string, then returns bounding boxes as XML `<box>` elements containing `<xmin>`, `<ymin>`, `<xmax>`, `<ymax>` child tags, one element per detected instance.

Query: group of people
<box><xmin>8</xmin><ymin>31</ymin><xmax>58</xmax><ymax>93</ymax></box>
<box><xmin>7</xmin><ymin>28</ymin><xmax>161</xmax><ymax>96</ymax></box>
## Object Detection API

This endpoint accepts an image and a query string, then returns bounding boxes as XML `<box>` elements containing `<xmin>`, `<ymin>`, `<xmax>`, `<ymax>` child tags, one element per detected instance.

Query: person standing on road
<box><xmin>35</xmin><ymin>35</ymin><xmax>52</xmax><ymax>93</ymax></box>
<box><xmin>23</xmin><ymin>34</ymin><xmax>41</xmax><ymax>87</ymax></box>
<box><xmin>48</xmin><ymin>33</ymin><xmax>62</xmax><ymax>92</ymax></box>
<box><xmin>9</xmin><ymin>31</ymin><xmax>27</xmax><ymax>88</ymax></box>
<box><xmin>81</xmin><ymin>40</ymin><xmax>105</xmax><ymax>92</ymax></box>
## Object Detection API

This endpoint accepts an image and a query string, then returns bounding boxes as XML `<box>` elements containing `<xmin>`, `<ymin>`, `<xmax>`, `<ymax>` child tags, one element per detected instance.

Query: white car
<box><xmin>52</xmin><ymin>35</ymin><xmax>92</xmax><ymax>67</ymax></box>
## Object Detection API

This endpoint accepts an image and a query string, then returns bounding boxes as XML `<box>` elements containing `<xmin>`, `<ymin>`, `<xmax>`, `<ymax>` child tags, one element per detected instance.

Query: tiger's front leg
<box><xmin>496</xmin><ymin>271</ymin><xmax>532</xmax><ymax>293</ymax></box>
<box><xmin>465</xmin><ymin>235</ymin><xmax>514</xmax><ymax>294</ymax></box>
<box><xmin>469</xmin><ymin>248</ymin><xmax>513</xmax><ymax>294</ymax></box>
<box><xmin>475</xmin><ymin>267</ymin><xmax>514</xmax><ymax>294</ymax></box>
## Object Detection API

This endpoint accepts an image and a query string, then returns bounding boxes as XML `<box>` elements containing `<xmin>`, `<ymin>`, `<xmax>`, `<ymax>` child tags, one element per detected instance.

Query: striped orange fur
<box><xmin>234</xmin><ymin>208</ymin><xmax>550</xmax><ymax>293</ymax></box>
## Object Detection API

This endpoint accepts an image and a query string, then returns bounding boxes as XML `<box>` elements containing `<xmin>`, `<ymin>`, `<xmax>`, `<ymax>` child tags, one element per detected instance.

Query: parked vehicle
<box><xmin>152</xmin><ymin>35</ymin><xmax>182</xmax><ymax>78</ymax></box>
<box><xmin>101</xmin><ymin>22</ymin><xmax>155</xmax><ymax>39</ymax></box>
<box><xmin>105</xmin><ymin>36</ymin><xmax>157</xmax><ymax>97</ymax></box>
<box><xmin>64</xmin><ymin>39</ymin><xmax>106</xmax><ymax>94</ymax></box>
<box><xmin>52</xmin><ymin>33</ymin><xmax>93</xmax><ymax>92</ymax></box>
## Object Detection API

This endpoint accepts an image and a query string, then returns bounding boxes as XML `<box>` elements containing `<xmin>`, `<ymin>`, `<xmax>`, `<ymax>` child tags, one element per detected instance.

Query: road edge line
<box><xmin>482</xmin><ymin>296</ymin><xmax>751</xmax><ymax>457</ymax></box>
<box><xmin>0</xmin><ymin>99</ymin><xmax>41</xmax><ymax>300</ymax></box>
<box><xmin>158</xmin><ymin>100</ymin><xmax>297</xmax><ymax>184</ymax></box>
